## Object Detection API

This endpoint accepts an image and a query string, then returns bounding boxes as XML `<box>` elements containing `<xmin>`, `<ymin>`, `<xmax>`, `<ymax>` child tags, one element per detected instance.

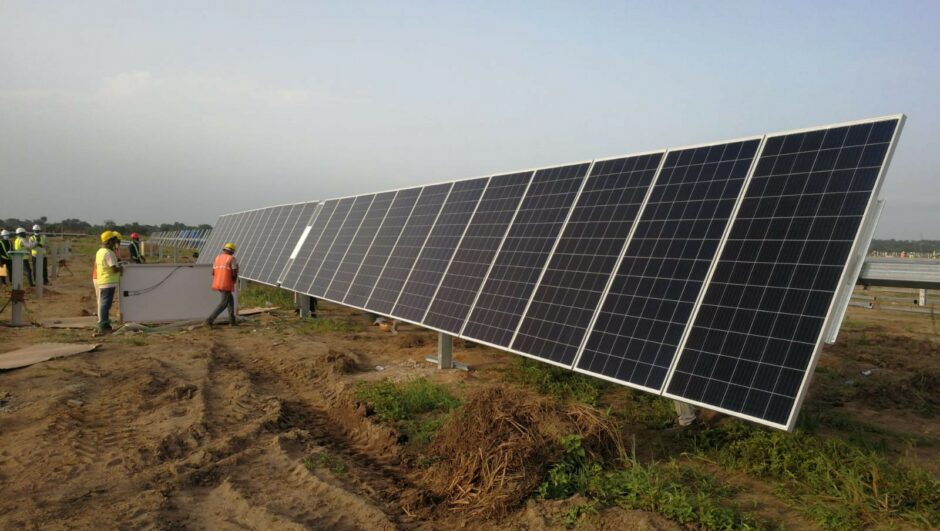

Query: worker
<box><xmin>94</xmin><ymin>231</ymin><xmax>123</xmax><ymax>335</ymax></box>
<box><xmin>12</xmin><ymin>228</ymin><xmax>35</xmax><ymax>286</ymax></box>
<box><xmin>0</xmin><ymin>230</ymin><xmax>11</xmax><ymax>286</ymax></box>
<box><xmin>206</xmin><ymin>242</ymin><xmax>239</xmax><ymax>327</ymax></box>
<box><xmin>29</xmin><ymin>224</ymin><xmax>49</xmax><ymax>285</ymax></box>
<box><xmin>128</xmin><ymin>233</ymin><xmax>145</xmax><ymax>264</ymax></box>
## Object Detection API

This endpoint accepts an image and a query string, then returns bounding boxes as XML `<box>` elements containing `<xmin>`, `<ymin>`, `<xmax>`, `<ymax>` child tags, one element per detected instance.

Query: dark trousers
<box><xmin>22</xmin><ymin>258</ymin><xmax>33</xmax><ymax>286</ymax></box>
<box><xmin>208</xmin><ymin>291</ymin><xmax>236</xmax><ymax>324</ymax></box>
<box><xmin>98</xmin><ymin>287</ymin><xmax>116</xmax><ymax>331</ymax></box>
<box><xmin>31</xmin><ymin>255</ymin><xmax>49</xmax><ymax>284</ymax></box>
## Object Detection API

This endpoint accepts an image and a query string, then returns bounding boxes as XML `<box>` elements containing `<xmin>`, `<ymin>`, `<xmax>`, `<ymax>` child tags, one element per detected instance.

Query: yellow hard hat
<box><xmin>223</xmin><ymin>242</ymin><xmax>237</xmax><ymax>252</ymax></box>
<box><xmin>100</xmin><ymin>230</ymin><xmax>115</xmax><ymax>243</ymax></box>
<box><xmin>112</xmin><ymin>232</ymin><xmax>123</xmax><ymax>241</ymax></box>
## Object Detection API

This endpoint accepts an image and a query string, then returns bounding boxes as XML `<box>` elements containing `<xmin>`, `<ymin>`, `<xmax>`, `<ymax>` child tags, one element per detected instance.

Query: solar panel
<box><xmin>367</xmin><ymin>183</ymin><xmax>452</xmax><ymax>315</ymax></box>
<box><xmin>263</xmin><ymin>202</ymin><xmax>318</xmax><ymax>286</ymax></box>
<box><xmin>393</xmin><ymin>178</ymin><xmax>488</xmax><ymax>323</ymax></box>
<box><xmin>423</xmin><ymin>171</ymin><xmax>533</xmax><ymax>333</ymax></box>
<box><xmin>575</xmin><ymin>138</ymin><xmax>761</xmax><ymax>391</ymax></box>
<box><xmin>234</xmin><ymin>209</ymin><xmax>264</xmax><ymax>274</ymax></box>
<box><xmin>509</xmin><ymin>154</ymin><xmax>663</xmax><ymax>364</ymax></box>
<box><xmin>461</xmin><ymin>163</ymin><xmax>592</xmax><ymax>350</ymax></box>
<box><xmin>243</xmin><ymin>206</ymin><xmax>285</xmax><ymax>281</ymax></box>
<box><xmin>308</xmin><ymin>194</ymin><xmax>376</xmax><ymax>297</ymax></box>
<box><xmin>324</xmin><ymin>191</ymin><xmax>397</xmax><ymax>302</ymax></box>
<box><xmin>198</xmin><ymin>214</ymin><xmax>230</xmax><ymax>263</ymax></box>
<box><xmin>664</xmin><ymin>116</ymin><xmax>903</xmax><ymax>430</ymax></box>
<box><xmin>344</xmin><ymin>187</ymin><xmax>422</xmax><ymax>309</ymax></box>
<box><xmin>277</xmin><ymin>203</ymin><xmax>324</xmax><ymax>286</ymax></box>
<box><xmin>280</xmin><ymin>198</ymin><xmax>345</xmax><ymax>292</ymax></box>
<box><xmin>243</xmin><ymin>206</ymin><xmax>278</xmax><ymax>279</ymax></box>
<box><xmin>247</xmin><ymin>204</ymin><xmax>297</xmax><ymax>285</ymax></box>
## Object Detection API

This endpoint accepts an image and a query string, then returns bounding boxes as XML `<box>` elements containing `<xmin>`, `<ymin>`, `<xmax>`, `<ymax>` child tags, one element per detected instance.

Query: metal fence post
<box><xmin>10</xmin><ymin>252</ymin><xmax>25</xmax><ymax>326</ymax></box>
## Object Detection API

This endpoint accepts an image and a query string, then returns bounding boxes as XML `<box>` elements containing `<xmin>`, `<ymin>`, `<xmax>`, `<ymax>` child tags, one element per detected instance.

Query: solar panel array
<box><xmin>199</xmin><ymin>115</ymin><xmax>903</xmax><ymax>430</ymax></box>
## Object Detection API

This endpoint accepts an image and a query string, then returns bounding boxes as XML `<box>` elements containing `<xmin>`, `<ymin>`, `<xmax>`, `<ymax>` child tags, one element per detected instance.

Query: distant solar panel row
<box><xmin>202</xmin><ymin>115</ymin><xmax>903</xmax><ymax>430</ymax></box>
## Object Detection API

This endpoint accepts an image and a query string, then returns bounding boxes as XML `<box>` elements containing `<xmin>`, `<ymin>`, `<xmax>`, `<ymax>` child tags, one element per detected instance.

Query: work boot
<box><xmin>205</xmin><ymin>319</ymin><xmax>214</xmax><ymax>329</ymax></box>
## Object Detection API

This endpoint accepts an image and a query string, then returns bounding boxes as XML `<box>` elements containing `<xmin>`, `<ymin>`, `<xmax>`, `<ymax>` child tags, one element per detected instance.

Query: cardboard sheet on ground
<box><xmin>40</xmin><ymin>316</ymin><xmax>99</xmax><ymax>329</ymax></box>
<box><xmin>0</xmin><ymin>343</ymin><xmax>100</xmax><ymax>370</ymax></box>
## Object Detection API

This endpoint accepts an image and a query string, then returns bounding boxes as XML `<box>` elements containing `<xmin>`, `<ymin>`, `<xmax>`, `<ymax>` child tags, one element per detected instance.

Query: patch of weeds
<box><xmin>355</xmin><ymin>378</ymin><xmax>460</xmax><ymax>445</ymax></box>
<box><xmin>120</xmin><ymin>335</ymin><xmax>148</xmax><ymax>347</ymax></box>
<box><xmin>504</xmin><ymin>358</ymin><xmax>609</xmax><ymax>405</ymax></box>
<box><xmin>691</xmin><ymin>421</ymin><xmax>940</xmax><ymax>529</ymax></box>
<box><xmin>304</xmin><ymin>452</ymin><xmax>346</xmax><ymax>475</ymax></box>
<box><xmin>540</xmin><ymin>435</ymin><xmax>767</xmax><ymax>529</ymax></box>
<box><xmin>614</xmin><ymin>390</ymin><xmax>676</xmax><ymax>429</ymax></box>
<box><xmin>295</xmin><ymin>318</ymin><xmax>358</xmax><ymax>334</ymax></box>
<box><xmin>238</xmin><ymin>283</ymin><xmax>295</xmax><ymax>309</ymax></box>
<box><xmin>562</xmin><ymin>501</ymin><xmax>597</xmax><ymax>528</ymax></box>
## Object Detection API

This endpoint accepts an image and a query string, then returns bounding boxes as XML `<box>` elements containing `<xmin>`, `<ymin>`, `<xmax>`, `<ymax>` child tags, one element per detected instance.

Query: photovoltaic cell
<box><xmin>281</xmin><ymin>198</ymin><xmax>347</xmax><ymax>292</ymax></box>
<box><xmin>237</xmin><ymin>209</ymin><xmax>267</xmax><ymax>276</ymax></box>
<box><xmin>345</xmin><ymin>187</ymin><xmax>422</xmax><ymax>309</ymax></box>
<box><xmin>462</xmin><ymin>163</ymin><xmax>591</xmax><ymax>349</ymax></box>
<box><xmin>665</xmin><ymin>118</ymin><xmax>901</xmax><ymax>429</ymax></box>
<box><xmin>309</xmin><ymin>194</ymin><xmax>375</xmax><ymax>297</ymax></box>
<box><xmin>576</xmin><ymin>139</ymin><xmax>761</xmax><ymax>391</ymax></box>
<box><xmin>255</xmin><ymin>204</ymin><xmax>304</xmax><ymax>285</ymax></box>
<box><xmin>509</xmin><ymin>154</ymin><xmax>663</xmax><ymax>363</ymax></box>
<box><xmin>262</xmin><ymin>202</ymin><xmax>318</xmax><ymax>286</ymax></box>
<box><xmin>423</xmin><ymin>171</ymin><xmax>533</xmax><ymax>333</ymax></box>
<box><xmin>393</xmin><ymin>178</ymin><xmax>488</xmax><ymax>323</ymax></box>
<box><xmin>324</xmin><ymin>191</ymin><xmax>397</xmax><ymax>302</ymax></box>
<box><xmin>244</xmin><ymin>205</ymin><xmax>291</xmax><ymax>282</ymax></box>
<box><xmin>367</xmin><ymin>183</ymin><xmax>452</xmax><ymax>315</ymax></box>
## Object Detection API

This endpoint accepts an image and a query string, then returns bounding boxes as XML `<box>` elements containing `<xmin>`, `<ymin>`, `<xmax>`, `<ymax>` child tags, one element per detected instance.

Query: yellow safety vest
<box><xmin>13</xmin><ymin>236</ymin><xmax>29</xmax><ymax>252</ymax></box>
<box><xmin>95</xmin><ymin>248</ymin><xmax>120</xmax><ymax>286</ymax></box>
<box><xmin>29</xmin><ymin>234</ymin><xmax>46</xmax><ymax>256</ymax></box>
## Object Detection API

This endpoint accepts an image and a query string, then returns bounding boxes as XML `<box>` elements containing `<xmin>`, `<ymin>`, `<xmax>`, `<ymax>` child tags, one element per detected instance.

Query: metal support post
<box><xmin>673</xmin><ymin>400</ymin><xmax>698</xmax><ymax>427</ymax></box>
<box><xmin>158</xmin><ymin>245</ymin><xmax>164</xmax><ymax>261</ymax></box>
<box><xmin>10</xmin><ymin>252</ymin><xmax>25</xmax><ymax>326</ymax></box>
<box><xmin>173</xmin><ymin>247</ymin><xmax>180</xmax><ymax>263</ymax></box>
<box><xmin>35</xmin><ymin>251</ymin><xmax>44</xmax><ymax>298</ymax></box>
<box><xmin>424</xmin><ymin>333</ymin><xmax>470</xmax><ymax>371</ymax></box>
<box><xmin>50</xmin><ymin>243</ymin><xmax>59</xmax><ymax>279</ymax></box>
<box><xmin>918</xmin><ymin>289</ymin><xmax>927</xmax><ymax>306</ymax></box>
<box><xmin>298</xmin><ymin>294</ymin><xmax>311</xmax><ymax>318</ymax></box>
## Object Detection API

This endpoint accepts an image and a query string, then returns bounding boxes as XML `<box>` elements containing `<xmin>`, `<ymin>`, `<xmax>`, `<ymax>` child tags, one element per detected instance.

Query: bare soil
<box><xmin>0</xmin><ymin>245</ymin><xmax>937</xmax><ymax>529</ymax></box>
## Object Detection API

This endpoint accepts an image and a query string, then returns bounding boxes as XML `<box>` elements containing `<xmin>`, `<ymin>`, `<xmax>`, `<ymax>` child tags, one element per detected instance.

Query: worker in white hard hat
<box><xmin>29</xmin><ymin>224</ymin><xmax>49</xmax><ymax>285</ymax></box>
<box><xmin>0</xmin><ymin>230</ymin><xmax>11</xmax><ymax>286</ymax></box>
<box><xmin>12</xmin><ymin>228</ymin><xmax>35</xmax><ymax>286</ymax></box>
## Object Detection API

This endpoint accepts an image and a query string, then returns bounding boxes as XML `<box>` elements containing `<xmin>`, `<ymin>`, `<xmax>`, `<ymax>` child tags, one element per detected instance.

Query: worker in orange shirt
<box><xmin>206</xmin><ymin>242</ymin><xmax>239</xmax><ymax>327</ymax></box>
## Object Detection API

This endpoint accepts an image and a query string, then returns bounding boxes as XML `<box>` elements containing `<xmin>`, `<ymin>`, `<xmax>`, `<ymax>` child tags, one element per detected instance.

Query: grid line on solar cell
<box><xmin>460</xmin><ymin>163</ymin><xmax>592</xmax><ymax>348</ymax></box>
<box><xmin>345</xmin><ymin>187</ymin><xmax>423</xmax><ymax>309</ymax></box>
<box><xmin>664</xmin><ymin>117</ymin><xmax>901</xmax><ymax>429</ymax></box>
<box><xmin>575</xmin><ymin>138</ymin><xmax>762</xmax><ymax>392</ymax></box>
<box><xmin>277</xmin><ymin>203</ymin><xmax>323</xmax><ymax>286</ymax></box>
<box><xmin>263</xmin><ymin>202</ymin><xmax>313</xmax><ymax>285</ymax></box>
<box><xmin>325</xmin><ymin>191</ymin><xmax>397</xmax><ymax>301</ymax></box>
<box><xmin>367</xmin><ymin>183</ymin><xmax>452</xmax><ymax>315</ymax></box>
<box><xmin>422</xmin><ymin>171</ymin><xmax>534</xmax><ymax>333</ymax></box>
<box><xmin>309</xmin><ymin>195</ymin><xmax>375</xmax><ymax>297</ymax></box>
<box><xmin>508</xmin><ymin>153</ymin><xmax>666</xmax><ymax>363</ymax></box>
<box><xmin>392</xmin><ymin>178</ymin><xmax>489</xmax><ymax>323</ymax></box>
<box><xmin>282</xmin><ymin>198</ymin><xmax>347</xmax><ymax>292</ymax></box>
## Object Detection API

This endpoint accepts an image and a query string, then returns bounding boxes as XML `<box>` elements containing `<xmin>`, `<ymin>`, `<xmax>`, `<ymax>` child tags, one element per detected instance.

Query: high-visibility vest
<box><xmin>95</xmin><ymin>248</ymin><xmax>120</xmax><ymax>286</ymax></box>
<box><xmin>0</xmin><ymin>239</ymin><xmax>10</xmax><ymax>260</ymax></box>
<box><xmin>29</xmin><ymin>234</ymin><xmax>46</xmax><ymax>256</ymax></box>
<box><xmin>13</xmin><ymin>236</ymin><xmax>29</xmax><ymax>251</ymax></box>
<box><xmin>212</xmin><ymin>253</ymin><xmax>237</xmax><ymax>292</ymax></box>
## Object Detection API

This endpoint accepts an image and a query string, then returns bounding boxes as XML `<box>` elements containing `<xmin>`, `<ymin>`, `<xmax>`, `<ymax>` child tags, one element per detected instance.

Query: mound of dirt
<box><xmin>319</xmin><ymin>349</ymin><xmax>360</xmax><ymax>375</ymax></box>
<box><xmin>419</xmin><ymin>386</ymin><xmax>623</xmax><ymax>518</ymax></box>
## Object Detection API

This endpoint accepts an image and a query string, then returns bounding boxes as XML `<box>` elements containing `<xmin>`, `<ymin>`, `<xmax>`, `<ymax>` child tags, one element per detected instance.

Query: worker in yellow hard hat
<box><xmin>12</xmin><ymin>228</ymin><xmax>35</xmax><ymax>286</ymax></box>
<box><xmin>206</xmin><ymin>242</ymin><xmax>239</xmax><ymax>327</ymax></box>
<box><xmin>94</xmin><ymin>231</ymin><xmax>123</xmax><ymax>335</ymax></box>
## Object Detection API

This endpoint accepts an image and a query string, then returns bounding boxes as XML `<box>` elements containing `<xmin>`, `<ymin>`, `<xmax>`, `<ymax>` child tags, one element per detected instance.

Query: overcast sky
<box><xmin>1</xmin><ymin>1</ymin><xmax>938</xmax><ymax>237</ymax></box>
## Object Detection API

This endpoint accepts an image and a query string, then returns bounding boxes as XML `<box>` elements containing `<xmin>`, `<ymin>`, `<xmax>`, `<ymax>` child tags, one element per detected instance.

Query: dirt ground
<box><xmin>0</xmin><ymin>241</ymin><xmax>937</xmax><ymax>530</ymax></box>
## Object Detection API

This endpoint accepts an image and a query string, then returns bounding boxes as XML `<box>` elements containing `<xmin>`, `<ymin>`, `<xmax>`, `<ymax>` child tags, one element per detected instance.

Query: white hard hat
<box><xmin>32</xmin><ymin>224</ymin><xmax>41</xmax><ymax>231</ymax></box>
<box><xmin>0</xmin><ymin>230</ymin><xmax>9</xmax><ymax>237</ymax></box>
<box><xmin>15</xmin><ymin>227</ymin><xmax>26</xmax><ymax>235</ymax></box>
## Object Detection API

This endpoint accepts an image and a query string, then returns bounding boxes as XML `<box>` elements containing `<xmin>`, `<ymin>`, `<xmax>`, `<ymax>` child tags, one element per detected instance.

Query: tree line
<box><xmin>1</xmin><ymin>217</ymin><xmax>212</xmax><ymax>236</ymax></box>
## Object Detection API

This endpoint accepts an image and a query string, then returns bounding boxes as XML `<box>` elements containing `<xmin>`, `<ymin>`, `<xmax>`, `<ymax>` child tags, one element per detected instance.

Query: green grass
<box><xmin>304</xmin><ymin>452</ymin><xmax>347</xmax><ymax>475</ymax></box>
<box><xmin>238</xmin><ymin>282</ymin><xmax>295</xmax><ymax>309</ymax></box>
<box><xmin>689</xmin><ymin>421</ymin><xmax>940</xmax><ymax>529</ymax></box>
<box><xmin>294</xmin><ymin>317</ymin><xmax>359</xmax><ymax>334</ymax></box>
<box><xmin>355</xmin><ymin>378</ymin><xmax>460</xmax><ymax>445</ymax></box>
<box><xmin>503</xmin><ymin>358</ymin><xmax>609</xmax><ymax>405</ymax></box>
<box><xmin>540</xmin><ymin>435</ymin><xmax>769</xmax><ymax>529</ymax></box>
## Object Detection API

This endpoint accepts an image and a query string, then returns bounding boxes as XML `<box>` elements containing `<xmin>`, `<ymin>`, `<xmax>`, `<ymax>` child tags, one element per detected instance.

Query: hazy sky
<box><xmin>1</xmin><ymin>1</ymin><xmax>938</xmax><ymax>237</ymax></box>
